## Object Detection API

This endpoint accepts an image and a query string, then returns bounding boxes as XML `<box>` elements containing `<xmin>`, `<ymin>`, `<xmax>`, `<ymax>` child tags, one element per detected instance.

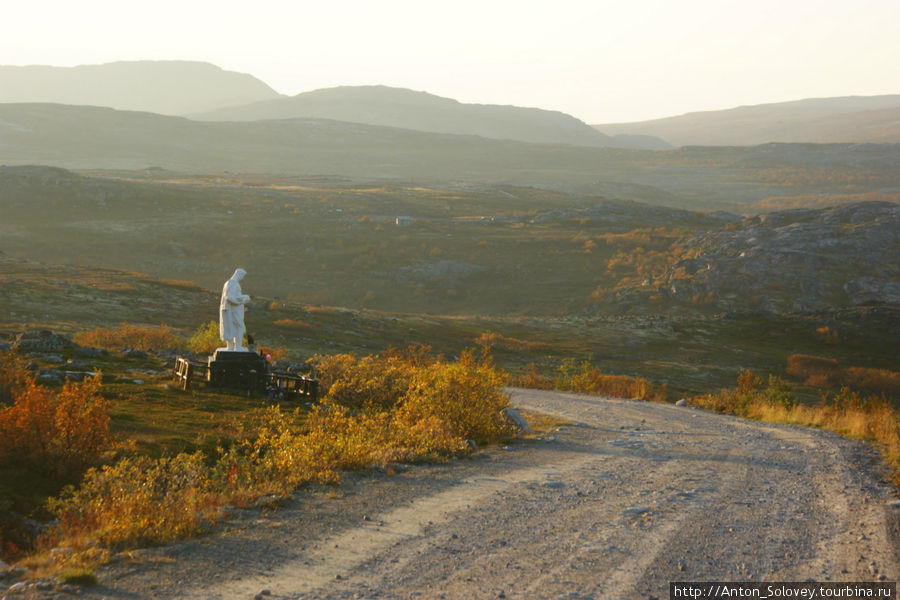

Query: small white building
<box><xmin>395</xmin><ymin>216</ymin><xmax>413</xmax><ymax>226</ymax></box>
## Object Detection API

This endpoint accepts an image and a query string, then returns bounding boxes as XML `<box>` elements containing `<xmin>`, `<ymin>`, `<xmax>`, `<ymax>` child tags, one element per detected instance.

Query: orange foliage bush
<box><xmin>786</xmin><ymin>354</ymin><xmax>840</xmax><ymax>386</ymax></box>
<box><xmin>0</xmin><ymin>375</ymin><xmax>110</xmax><ymax>475</ymax></box>
<box><xmin>74</xmin><ymin>322</ymin><xmax>181</xmax><ymax>352</ymax></box>
<box><xmin>512</xmin><ymin>363</ymin><xmax>554</xmax><ymax>390</ymax></box>
<box><xmin>785</xmin><ymin>354</ymin><xmax>900</xmax><ymax>398</ymax></box>
<box><xmin>842</xmin><ymin>367</ymin><xmax>900</xmax><ymax>397</ymax></box>
<box><xmin>0</xmin><ymin>351</ymin><xmax>34</xmax><ymax>405</ymax></box>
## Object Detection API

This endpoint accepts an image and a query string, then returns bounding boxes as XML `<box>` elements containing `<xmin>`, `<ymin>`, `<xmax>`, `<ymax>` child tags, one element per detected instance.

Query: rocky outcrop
<box><xmin>656</xmin><ymin>202</ymin><xmax>899</xmax><ymax>313</ymax></box>
<box><xmin>12</xmin><ymin>330</ymin><xmax>75</xmax><ymax>353</ymax></box>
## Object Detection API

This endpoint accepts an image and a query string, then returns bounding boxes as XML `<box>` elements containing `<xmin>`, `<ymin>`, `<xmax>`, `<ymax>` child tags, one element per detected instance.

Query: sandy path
<box><xmin>45</xmin><ymin>389</ymin><xmax>899</xmax><ymax>600</ymax></box>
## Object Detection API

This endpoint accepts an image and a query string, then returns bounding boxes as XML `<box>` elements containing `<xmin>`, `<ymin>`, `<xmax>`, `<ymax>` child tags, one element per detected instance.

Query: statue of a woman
<box><xmin>219</xmin><ymin>268</ymin><xmax>251</xmax><ymax>351</ymax></box>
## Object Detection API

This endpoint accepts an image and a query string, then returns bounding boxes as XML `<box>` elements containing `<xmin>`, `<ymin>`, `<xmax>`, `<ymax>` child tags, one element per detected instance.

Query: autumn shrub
<box><xmin>553</xmin><ymin>359</ymin><xmax>667</xmax><ymax>402</ymax></box>
<box><xmin>74</xmin><ymin>323</ymin><xmax>181</xmax><ymax>352</ymax></box>
<box><xmin>785</xmin><ymin>354</ymin><xmax>900</xmax><ymax>398</ymax></box>
<box><xmin>397</xmin><ymin>349</ymin><xmax>512</xmax><ymax>444</ymax></box>
<box><xmin>309</xmin><ymin>352</ymin><xmax>358</xmax><ymax>395</ymax></box>
<box><xmin>321</xmin><ymin>354</ymin><xmax>415</xmax><ymax>412</ymax></box>
<box><xmin>186</xmin><ymin>321</ymin><xmax>219</xmax><ymax>354</ymax></box>
<box><xmin>0</xmin><ymin>375</ymin><xmax>110</xmax><ymax>475</ymax></box>
<box><xmin>786</xmin><ymin>354</ymin><xmax>841</xmax><ymax>387</ymax></box>
<box><xmin>0</xmin><ymin>351</ymin><xmax>34</xmax><ymax>405</ymax></box>
<box><xmin>49</xmin><ymin>452</ymin><xmax>216</xmax><ymax>550</ymax></box>
<box><xmin>842</xmin><ymin>367</ymin><xmax>900</xmax><ymax>398</ymax></box>
<box><xmin>512</xmin><ymin>363</ymin><xmax>554</xmax><ymax>390</ymax></box>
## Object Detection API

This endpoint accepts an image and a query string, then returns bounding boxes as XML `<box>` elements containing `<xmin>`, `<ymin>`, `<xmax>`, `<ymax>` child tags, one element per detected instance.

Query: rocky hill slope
<box><xmin>595</xmin><ymin>95</ymin><xmax>900</xmax><ymax>146</ymax></box>
<box><xmin>0</xmin><ymin>61</ymin><xmax>281</xmax><ymax>115</ymax></box>
<box><xmin>649</xmin><ymin>202</ymin><xmax>900</xmax><ymax>313</ymax></box>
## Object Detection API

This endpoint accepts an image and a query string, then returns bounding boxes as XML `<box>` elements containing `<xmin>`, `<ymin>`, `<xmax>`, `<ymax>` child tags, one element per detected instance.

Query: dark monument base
<box><xmin>208</xmin><ymin>350</ymin><xmax>267</xmax><ymax>392</ymax></box>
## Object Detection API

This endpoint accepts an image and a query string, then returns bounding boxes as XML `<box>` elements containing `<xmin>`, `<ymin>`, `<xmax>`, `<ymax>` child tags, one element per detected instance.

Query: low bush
<box><xmin>74</xmin><ymin>323</ymin><xmax>181</xmax><ymax>352</ymax></box>
<box><xmin>785</xmin><ymin>354</ymin><xmax>900</xmax><ymax>398</ymax></box>
<box><xmin>0</xmin><ymin>351</ymin><xmax>34</xmax><ymax>405</ymax></box>
<box><xmin>0</xmin><ymin>375</ymin><xmax>110</xmax><ymax>475</ymax></box>
<box><xmin>786</xmin><ymin>354</ymin><xmax>840</xmax><ymax>386</ymax></box>
<box><xmin>186</xmin><ymin>321</ymin><xmax>219</xmax><ymax>355</ymax></box>
<box><xmin>512</xmin><ymin>363</ymin><xmax>554</xmax><ymax>390</ymax></box>
<box><xmin>553</xmin><ymin>359</ymin><xmax>667</xmax><ymax>402</ymax></box>
<box><xmin>49</xmin><ymin>452</ymin><xmax>215</xmax><ymax>550</ymax></box>
<box><xmin>397</xmin><ymin>349</ymin><xmax>512</xmax><ymax>444</ymax></box>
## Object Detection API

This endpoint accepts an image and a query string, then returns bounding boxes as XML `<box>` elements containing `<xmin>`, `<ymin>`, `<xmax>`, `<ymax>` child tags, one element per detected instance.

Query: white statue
<box><xmin>219</xmin><ymin>268</ymin><xmax>251</xmax><ymax>352</ymax></box>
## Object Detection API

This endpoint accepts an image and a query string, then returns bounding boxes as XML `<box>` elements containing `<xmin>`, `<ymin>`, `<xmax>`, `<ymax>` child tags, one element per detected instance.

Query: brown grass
<box><xmin>74</xmin><ymin>323</ymin><xmax>182</xmax><ymax>352</ymax></box>
<box><xmin>785</xmin><ymin>354</ymin><xmax>900</xmax><ymax>397</ymax></box>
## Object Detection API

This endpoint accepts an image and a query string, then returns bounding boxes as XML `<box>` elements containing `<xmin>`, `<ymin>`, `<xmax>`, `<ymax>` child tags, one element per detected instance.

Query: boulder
<box><xmin>501</xmin><ymin>408</ymin><xmax>532</xmax><ymax>434</ymax></box>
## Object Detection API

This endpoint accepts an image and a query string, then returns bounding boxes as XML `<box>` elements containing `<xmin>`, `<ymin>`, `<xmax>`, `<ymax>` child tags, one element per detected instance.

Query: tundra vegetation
<box><xmin>0</xmin><ymin>163</ymin><xmax>896</xmax><ymax>578</ymax></box>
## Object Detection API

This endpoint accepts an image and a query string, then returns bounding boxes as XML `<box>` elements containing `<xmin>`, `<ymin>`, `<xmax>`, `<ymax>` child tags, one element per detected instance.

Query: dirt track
<box><xmin>34</xmin><ymin>389</ymin><xmax>900</xmax><ymax>600</ymax></box>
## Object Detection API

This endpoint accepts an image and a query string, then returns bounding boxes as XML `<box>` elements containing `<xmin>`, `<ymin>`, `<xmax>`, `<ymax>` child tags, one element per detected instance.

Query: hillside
<box><xmin>0</xmin><ymin>61</ymin><xmax>281</xmax><ymax>115</ymax></box>
<box><xmin>0</xmin><ymin>165</ymin><xmax>726</xmax><ymax>316</ymax></box>
<box><xmin>594</xmin><ymin>95</ymin><xmax>900</xmax><ymax>146</ymax></box>
<box><xmin>2</xmin><ymin>103</ymin><xmax>899</xmax><ymax>214</ymax></box>
<box><xmin>609</xmin><ymin>202</ymin><xmax>900</xmax><ymax>314</ymax></box>
<box><xmin>190</xmin><ymin>85</ymin><xmax>655</xmax><ymax>149</ymax></box>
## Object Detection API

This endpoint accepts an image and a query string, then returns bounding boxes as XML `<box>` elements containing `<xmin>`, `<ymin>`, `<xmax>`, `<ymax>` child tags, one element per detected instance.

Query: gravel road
<box><xmin>19</xmin><ymin>389</ymin><xmax>900</xmax><ymax>600</ymax></box>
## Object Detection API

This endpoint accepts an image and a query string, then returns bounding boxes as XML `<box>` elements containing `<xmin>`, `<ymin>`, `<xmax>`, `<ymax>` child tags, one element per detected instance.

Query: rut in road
<box><xmin>71</xmin><ymin>389</ymin><xmax>899</xmax><ymax>600</ymax></box>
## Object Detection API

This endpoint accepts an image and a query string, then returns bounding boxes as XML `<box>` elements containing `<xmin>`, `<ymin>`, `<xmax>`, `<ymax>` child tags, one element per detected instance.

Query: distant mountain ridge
<box><xmin>191</xmin><ymin>85</ymin><xmax>663</xmax><ymax>149</ymax></box>
<box><xmin>0</xmin><ymin>61</ymin><xmax>282</xmax><ymax>115</ymax></box>
<box><xmin>594</xmin><ymin>95</ymin><xmax>900</xmax><ymax>146</ymax></box>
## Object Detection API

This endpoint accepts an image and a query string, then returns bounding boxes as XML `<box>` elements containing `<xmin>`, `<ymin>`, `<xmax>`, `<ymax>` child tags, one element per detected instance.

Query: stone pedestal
<box><xmin>208</xmin><ymin>350</ymin><xmax>267</xmax><ymax>393</ymax></box>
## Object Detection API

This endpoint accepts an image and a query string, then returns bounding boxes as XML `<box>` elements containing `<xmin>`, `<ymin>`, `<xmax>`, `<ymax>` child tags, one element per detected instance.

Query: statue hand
<box><xmin>242</xmin><ymin>295</ymin><xmax>251</xmax><ymax>303</ymax></box>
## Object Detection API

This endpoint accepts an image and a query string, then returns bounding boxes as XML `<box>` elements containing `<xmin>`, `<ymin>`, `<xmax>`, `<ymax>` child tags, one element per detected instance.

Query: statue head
<box><xmin>232</xmin><ymin>268</ymin><xmax>246</xmax><ymax>281</ymax></box>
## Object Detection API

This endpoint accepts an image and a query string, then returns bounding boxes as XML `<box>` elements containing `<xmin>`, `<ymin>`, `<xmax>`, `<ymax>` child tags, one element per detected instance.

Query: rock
<box><xmin>13</xmin><ymin>330</ymin><xmax>75</xmax><ymax>353</ymax></box>
<box><xmin>466</xmin><ymin>439</ymin><xmax>478</xmax><ymax>451</ymax></box>
<box><xmin>7</xmin><ymin>581</ymin><xmax>28</xmax><ymax>592</ymax></box>
<box><xmin>38</xmin><ymin>370</ymin><xmax>65</xmax><ymax>385</ymax></box>
<box><xmin>889</xmin><ymin>500</ymin><xmax>900</xmax><ymax>509</ymax></box>
<box><xmin>633</xmin><ymin>202</ymin><xmax>900</xmax><ymax>313</ymax></box>
<box><xmin>0</xmin><ymin>341</ymin><xmax>11</xmax><ymax>352</ymax></box>
<box><xmin>542</xmin><ymin>481</ymin><xmax>566</xmax><ymax>489</ymax></box>
<box><xmin>64</xmin><ymin>371</ymin><xmax>97</xmax><ymax>382</ymax></box>
<box><xmin>38</xmin><ymin>353</ymin><xmax>64</xmax><ymax>364</ymax></box>
<box><xmin>0</xmin><ymin>559</ymin><xmax>8</xmax><ymax>577</ymax></box>
<box><xmin>675</xmin><ymin>398</ymin><xmax>687</xmax><ymax>407</ymax></box>
<box><xmin>622</xmin><ymin>506</ymin><xmax>651</xmax><ymax>516</ymax></box>
<box><xmin>121</xmin><ymin>348</ymin><xmax>149</xmax><ymax>360</ymax></box>
<box><xmin>501</xmin><ymin>408</ymin><xmax>532</xmax><ymax>434</ymax></box>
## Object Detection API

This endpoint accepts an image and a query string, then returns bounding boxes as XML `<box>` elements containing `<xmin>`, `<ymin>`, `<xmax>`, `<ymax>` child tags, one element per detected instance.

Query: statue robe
<box><xmin>219</xmin><ymin>271</ymin><xmax>247</xmax><ymax>342</ymax></box>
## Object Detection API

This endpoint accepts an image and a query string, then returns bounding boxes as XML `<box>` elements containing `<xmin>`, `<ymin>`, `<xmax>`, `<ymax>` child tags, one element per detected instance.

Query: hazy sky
<box><xmin>4</xmin><ymin>0</ymin><xmax>898</xmax><ymax>123</ymax></box>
